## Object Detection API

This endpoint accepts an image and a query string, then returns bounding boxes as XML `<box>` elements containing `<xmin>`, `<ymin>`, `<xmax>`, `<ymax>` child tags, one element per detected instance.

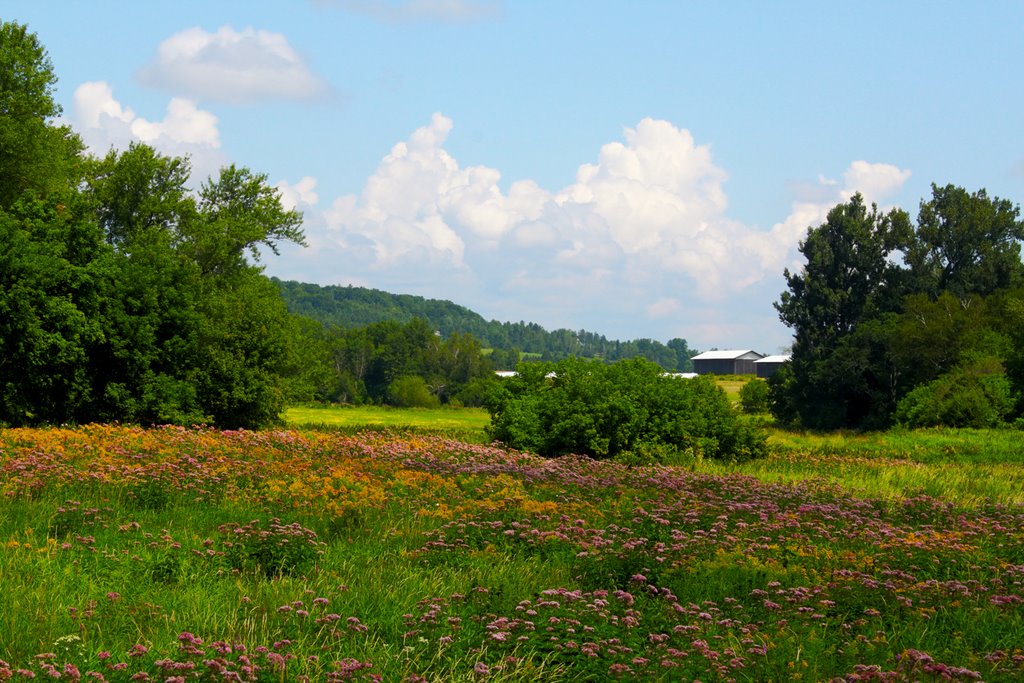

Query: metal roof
<box><xmin>754</xmin><ymin>354</ymin><xmax>791</xmax><ymax>364</ymax></box>
<box><xmin>691</xmin><ymin>349</ymin><xmax>763</xmax><ymax>361</ymax></box>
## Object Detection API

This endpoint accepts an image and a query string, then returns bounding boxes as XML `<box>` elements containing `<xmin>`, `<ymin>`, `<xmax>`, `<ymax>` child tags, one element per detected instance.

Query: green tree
<box><xmin>0</xmin><ymin>21</ymin><xmax>83</xmax><ymax>208</ymax></box>
<box><xmin>906</xmin><ymin>184</ymin><xmax>1024</xmax><ymax>299</ymax></box>
<box><xmin>86</xmin><ymin>143</ymin><xmax>196</xmax><ymax>248</ymax></box>
<box><xmin>186</xmin><ymin>165</ymin><xmax>305</xmax><ymax>276</ymax></box>
<box><xmin>894</xmin><ymin>356</ymin><xmax>1014</xmax><ymax>428</ymax></box>
<box><xmin>388</xmin><ymin>375</ymin><xmax>440</xmax><ymax>408</ymax></box>
<box><xmin>189</xmin><ymin>271</ymin><xmax>302</xmax><ymax>428</ymax></box>
<box><xmin>0</xmin><ymin>195</ymin><xmax>110</xmax><ymax>425</ymax></box>
<box><xmin>738</xmin><ymin>378</ymin><xmax>771</xmax><ymax>414</ymax></box>
<box><xmin>0</xmin><ymin>24</ymin><xmax>308</xmax><ymax>429</ymax></box>
<box><xmin>773</xmin><ymin>194</ymin><xmax>911</xmax><ymax>429</ymax></box>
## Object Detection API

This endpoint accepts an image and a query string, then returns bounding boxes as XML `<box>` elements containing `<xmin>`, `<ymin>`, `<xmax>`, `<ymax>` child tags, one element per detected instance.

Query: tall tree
<box><xmin>774</xmin><ymin>194</ymin><xmax>911</xmax><ymax>429</ymax></box>
<box><xmin>86</xmin><ymin>143</ymin><xmax>196</xmax><ymax>249</ymax></box>
<box><xmin>186</xmin><ymin>165</ymin><xmax>305</xmax><ymax>276</ymax></box>
<box><xmin>906</xmin><ymin>184</ymin><xmax>1024</xmax><ymax>299</ymax></box>
<box><xmin>0</xmin><ymin>195</ymin><xmax>110</xmax><ymax>425</ymax></box>
<box><xmin>0</xmin><ymin>21</ymin><xmax>82</xmax><ymax>208</ymax></box>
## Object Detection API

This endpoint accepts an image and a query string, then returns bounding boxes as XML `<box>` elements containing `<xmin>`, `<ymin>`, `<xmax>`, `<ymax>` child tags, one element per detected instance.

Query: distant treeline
<box><xmin>275</xmin><ymin>279</ymin><xmax>697</xmax><ymax>371</ymax></box>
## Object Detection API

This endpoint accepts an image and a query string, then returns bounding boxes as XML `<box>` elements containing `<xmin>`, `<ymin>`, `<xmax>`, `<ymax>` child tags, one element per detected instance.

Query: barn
<box><xmin>754</xmin><ymin>354</ymin><xmax>791</xmax><ymax>378</ymax></box>
<box><xmin>691</xmin><ymin>349</ymin><xmax>765</xmax><ymax>375</ymax></box>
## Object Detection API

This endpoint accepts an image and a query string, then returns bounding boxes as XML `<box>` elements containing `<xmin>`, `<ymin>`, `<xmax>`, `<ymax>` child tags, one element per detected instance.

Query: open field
<box><xmin>1</xmin><ymin>424</ymin><xmax>1022</xmax><ymax>681</ymax></box>
<box><xmin>285</xmin><ymin>405</ymin><xmax>490</xmax><ymax>437</ymax></box>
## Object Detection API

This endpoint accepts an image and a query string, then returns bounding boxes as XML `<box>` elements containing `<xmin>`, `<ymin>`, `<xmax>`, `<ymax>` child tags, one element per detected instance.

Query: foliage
<box><xmin>307</xmin><ymin>318</ymin><xmax>497</xmax><ymax>407</ymax></box>
<box><xmin>774</xmin><ymin>186</ymin><xmax>1024</xmax><ymax>430</ymax></box>
<box><xmin>0</xmin><ymin>23</ymin><xmax>306</xmax><ymax>429</ymax></box>
<box><xmin>487</xmin><ymin>357</ymin><xmax>767</xmax><ymax>461</ymax></box>
<box><xmin>907</xmin><ymin>183</ymin><xmax>1024</xmax><ymax>298</ymax></box>
<box><xmin>894</xmin><ymin>356</ymin><xmax>1015</xmax><ymax>428</ymax></box>
<box><xmin>774</xmin><ymin>195</ymin><xmax>911</xmax><ymax>430</ymax></box>
<box><xmin>738</xmin><ymin>377</ymin><xmax>772</xmax><ymax>414</ymax></box>
<box><xmin>0</xmin><ymin>195</ymin><xmax>109</xmax><ymax>424</ymax></box>
<box><xmin>387</xmin><ymin>375</ymin><xmax>440</xmax><ymax>409</ymax></box>
<box><xmin>0</xmin><ymin>21</ymin><xmax>83</xmax><ymax>208</ymax></box>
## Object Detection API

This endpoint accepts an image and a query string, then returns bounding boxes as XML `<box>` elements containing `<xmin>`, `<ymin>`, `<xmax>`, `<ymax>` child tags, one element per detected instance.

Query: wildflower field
<box><xmin>1</xmin><ymin>425</ymin><xmax>1022</xmax><ymax>681</ymax></box>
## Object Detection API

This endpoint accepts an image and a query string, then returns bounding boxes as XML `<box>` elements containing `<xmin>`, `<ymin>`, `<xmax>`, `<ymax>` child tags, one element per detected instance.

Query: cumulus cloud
<box><xmin>277</xmin><ymin>176</ymin><xmax>320</xmax><ymax>211</ymax></box>
<box><xmin>841</xmin><ymin>161</ymin><xmax>912</xmax><ymax>204</ymax></box>
<box><xmin>324</xmin><ymin>0</ymin><xmax>501</xmax><ymax>23</ymax></box>
<box><xmin>137</xmin><ymin>26</ymin><xmax>327</xmax><ymax>104</ymax></box>
<box><xmin>267</xmin><ymin>114</ymin><xmax>911</xmax><ymax>349</ymax></box>
<box><xmin>309</xmin><ymin>114</ymin><xmax>913</xmax><ymax>290</ymax></box>
<box><xmin>767</xmin><ymin>160</ymin><xmax>912</xmax><ymax>269</ymax></box>
<box><xmin>68</xmin><ymin>81</ymin><xmax>226</xmax><ymax>180</ymax></box>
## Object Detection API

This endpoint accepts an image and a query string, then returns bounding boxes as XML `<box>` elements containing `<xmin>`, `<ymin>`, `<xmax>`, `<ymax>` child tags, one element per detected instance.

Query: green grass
<box><xmin>284</xmin><ymin>404</ymin><xmax>491</xmax><ymax>439</ymax></box>
<box><xmin>715</xmin><ymin>376</ymin><xmax>750</xmax><ymax>404</ymax></box>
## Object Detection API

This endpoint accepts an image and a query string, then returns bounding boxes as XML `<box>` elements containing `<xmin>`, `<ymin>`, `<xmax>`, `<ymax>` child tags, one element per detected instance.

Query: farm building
<box><xmin>691</xmin><ymin>349</ymin><xmax>765</xmax><ymax>375</ymax></box>
<box><xmin>754</xmin><ymin>354</ymin><xmax>791</xmax><ymax>378</ymax></box>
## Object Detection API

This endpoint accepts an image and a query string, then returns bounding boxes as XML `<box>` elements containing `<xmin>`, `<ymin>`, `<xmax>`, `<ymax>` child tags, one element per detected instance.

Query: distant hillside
<box><xmin>273</xmin><ymin>279</ymin><xmax>696</xmax><ymax>371</ymax></box>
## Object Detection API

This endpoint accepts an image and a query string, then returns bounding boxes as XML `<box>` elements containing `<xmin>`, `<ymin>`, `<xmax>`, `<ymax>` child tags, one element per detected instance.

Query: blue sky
<box><xmin>6</xmin><ymin>1</ymin><xmax>1023</xmax><ymax>352</ymax></box>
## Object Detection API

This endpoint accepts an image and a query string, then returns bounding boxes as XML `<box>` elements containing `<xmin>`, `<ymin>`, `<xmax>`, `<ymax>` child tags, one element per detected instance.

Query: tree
<box><xmin>0</xmin><ymin>21</ymin><xmax>82</xmax><ymax>208</ymax></box>
<box><xmin>773</xmin><ymin>194</ymin><xmax>911</xmax><ymax>429</ymax></box>
<box><xmin>776</xmin><ymin>194</ymin><xmax>910</xmax><ymax>359</ymax></box>
<box><xmin>186</xmin><ymin>165</ymin><xmax>305</xmax><ymax>276</ymax></box>
<box><xmin>0</xmin><ymin>24</ymin><xmax>309</xmax><ymax>429</ymax></box>
<box><xmin>85</xmin><ymin>143</ymin><xmax>196</xmax><ymax>249</ymax></box>
<box><xmin>189</xmin><ymin>270</ymin><xmax>303</xmax><ymax>428</ymax></box>
<box><xmin>0</xmin><ymin>195</ymin><xmax>111</xmax><ymax>425</ymax></box>
<box><xmin>738</xmin><ymin>378</ymin><xmax>771</xmax><ymax>414</ymax></box>
<box><xmin>894</xmin><ymin>356</ymin><xmax>1014</xmax><ymax>428</ymax></box>
<box><xmin>906</xmin><ymin>184</ymin><xmax>1024</xmax><ymax>299</ymax></box>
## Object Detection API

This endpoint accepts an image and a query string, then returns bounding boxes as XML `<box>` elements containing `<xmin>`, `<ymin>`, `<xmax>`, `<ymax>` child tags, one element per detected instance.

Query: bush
<box><xmin>387</xmin><ymin>375</ymin><xmax>440</xmax><ymax>408</ymax></box>
<box><xmin>452</xmin><ymin>375</ymin><xmax>497</xmax><ymax>407</ymax></box>
<box><xmin>739</xmin><ymin>377</ymin><xmax>772</xmax><ymax>414</ymax></box>
<box><xmin>895</xmin><ymin>357</ymin><xmax>1014</xmax><ymax>428</ymax></box>
<box><xmin>486</xmin><ymin>357</ymin><xmax>767</xmax><ymax>462</ymax></box>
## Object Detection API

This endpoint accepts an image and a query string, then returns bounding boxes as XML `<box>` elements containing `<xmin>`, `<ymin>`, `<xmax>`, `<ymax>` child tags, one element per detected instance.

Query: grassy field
<box><xmin>0</xmin><ymin>423</ymin><xmax>1021</xmax><ymax>681</ymax></box>
<box><xmin>285</xmin><ymin>404</ymin><xmax>490</xmax><ymax>436</ymax></box>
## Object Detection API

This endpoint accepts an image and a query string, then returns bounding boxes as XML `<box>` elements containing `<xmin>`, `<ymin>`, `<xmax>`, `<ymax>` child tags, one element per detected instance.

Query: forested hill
<box><xmin>274</xmin><ymin>279</ymin><xmax>696</xmax><ymax>371</ymax></box>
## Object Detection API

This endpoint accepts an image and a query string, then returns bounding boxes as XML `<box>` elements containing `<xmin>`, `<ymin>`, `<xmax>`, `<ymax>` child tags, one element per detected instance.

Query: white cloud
<box><xmin>264</xmin><ymin>114</ymin><xmax>912</xmax><ymax>350</ymax></box>
<box><xmin>69</xmin><ymin>81</ymin><xmax>226</xmax><ymax>180</ymax></box>
<box><xmin>305</xmin><ymin>114</ymin><xmax>914</xmax><ymax>291</ymax></box>
<box><xmin>841</xmin><ymin>160</ymin><xmax>912</xmax><ymax>204</ymax></box>
<box><xmin>326</xmin><ymin>0</ymin><xmax>501</xmax><ymax>23</ymax></box>
<box><xmin>277</xmin><ymin>176</ymin><xmax>320</xmax><ymax>211</ymax></box>
<box><xmin>768</xmin><ymin>161</ymin><xmax>913</xmax><ymax>262</ymax></box>
<box><xmin>137</xmin><ymin>26</ymin><xmax>327</xmax><ymax>104</ymax></box>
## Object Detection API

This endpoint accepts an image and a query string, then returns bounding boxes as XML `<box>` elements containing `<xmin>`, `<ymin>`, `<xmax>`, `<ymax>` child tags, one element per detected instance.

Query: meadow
<box><xmin>1</xmin><ymin>420</ymin><xmax>1022</xmax><ymax>681</ymax></box>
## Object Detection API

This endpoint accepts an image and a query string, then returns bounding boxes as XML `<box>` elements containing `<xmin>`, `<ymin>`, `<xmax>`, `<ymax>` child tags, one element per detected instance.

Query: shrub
<box><xmin>387</xmin><ymin>375</ymin><xmax>440</xmax><ymax>408</ymax></box>
<box><xmin>739</xmin><ymin>377</ymin><xmax>772</xmax><ymax>414</ymax></box>
<box><xmin>452</xmin><ymin>375</ymin><xmax>497</xmax><ymax>407</ymax></box>
<box><xmin>487</xmin><ymin>357</ymin><xmax>766</xmax><ymax>461</ymax></box>
<box><xmin>895</xmin><ymin>357</ymin><xmax>1014</xmax><ymax>428</ymax></box>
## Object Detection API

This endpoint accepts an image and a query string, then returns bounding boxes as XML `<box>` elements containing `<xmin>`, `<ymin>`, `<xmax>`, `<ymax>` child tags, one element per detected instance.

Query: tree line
<box><xmin>275</xmin><ymin>280</ymin><xmax>696</xmax><ymax>371</ymax></box>
<box><xmin>772</xmin><ymin>186</ymin><xmax>1024</xmax><ymax>430</ymax></box>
